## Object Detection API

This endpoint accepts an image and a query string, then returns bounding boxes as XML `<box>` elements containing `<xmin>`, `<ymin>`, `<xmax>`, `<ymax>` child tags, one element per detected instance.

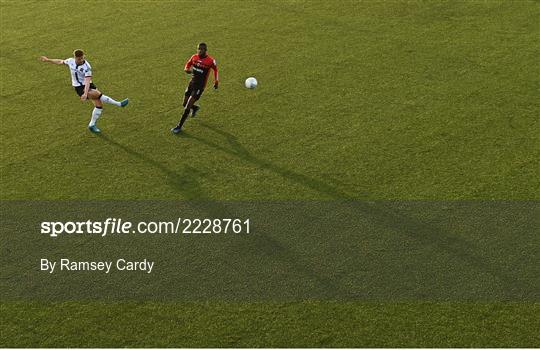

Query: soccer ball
<box><xmin>245</xmin><ymin>77</ymin><xmax>257</xmax><ymax>89</ymax></box>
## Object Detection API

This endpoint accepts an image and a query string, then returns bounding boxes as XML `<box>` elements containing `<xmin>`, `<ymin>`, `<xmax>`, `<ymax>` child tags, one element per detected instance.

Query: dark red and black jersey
<box><xmin>185</xmin><ymin>54</ymin><xmax>219</xmax><ymax>88</ymax></box>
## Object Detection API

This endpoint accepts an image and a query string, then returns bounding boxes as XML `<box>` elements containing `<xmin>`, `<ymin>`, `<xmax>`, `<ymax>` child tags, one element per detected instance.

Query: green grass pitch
<box><xmin>1</xmin><ymin>0</ymin><xmax>539</xmax><ymax>347</ymax></box>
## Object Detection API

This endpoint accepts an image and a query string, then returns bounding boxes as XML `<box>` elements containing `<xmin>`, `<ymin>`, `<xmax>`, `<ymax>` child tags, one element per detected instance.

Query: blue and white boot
<box><xmin>88</xmin><ymin>125</ymin><xmax>101</xmax><ymax>133</ymax></box>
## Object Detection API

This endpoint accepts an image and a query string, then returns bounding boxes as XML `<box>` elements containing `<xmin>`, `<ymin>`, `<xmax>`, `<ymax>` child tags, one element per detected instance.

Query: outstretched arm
<box><xmin>39</xmin><ymin>56</ymin><xmax>64</xmax><ymax>65</ymax></box>
<box><xmin>212</xmin><ymin>61</ymin><xmax>219</xmax><ymax>89</ymax></box>
<box><xmin>184</xmin><ymin>56</ymin><xmax>193</xmax><ymax>74</ymax></box>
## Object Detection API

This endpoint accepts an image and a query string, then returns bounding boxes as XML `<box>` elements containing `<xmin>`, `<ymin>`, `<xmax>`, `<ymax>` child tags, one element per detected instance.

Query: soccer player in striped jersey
<box><xmin>171</xmin><ymin>42</ymin><xmax>219</xmax><ymax>134</ymax></box>
<box><xmin>39</xmin><ymin>49</ymin><xmax>128</xmax><ymax>133</ymax></box>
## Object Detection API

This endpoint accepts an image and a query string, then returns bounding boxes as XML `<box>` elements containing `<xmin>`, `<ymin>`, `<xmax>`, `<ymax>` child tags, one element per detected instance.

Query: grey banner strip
<box><xmin>1</xmin><ymin>200</ymin><xmax>538</xmax><ymax>301</ymax></box>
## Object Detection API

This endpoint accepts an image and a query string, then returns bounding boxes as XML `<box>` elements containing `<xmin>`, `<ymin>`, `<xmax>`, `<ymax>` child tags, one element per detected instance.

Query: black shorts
<box><xmin>184</xmin><ymin>81</ymin><xmax>204</xmax><ymax>100</ymax></box>
<box><xmin>74</xmin><ymin>83</ymin><xmax>97</xmax><ymax>97</ymax></box>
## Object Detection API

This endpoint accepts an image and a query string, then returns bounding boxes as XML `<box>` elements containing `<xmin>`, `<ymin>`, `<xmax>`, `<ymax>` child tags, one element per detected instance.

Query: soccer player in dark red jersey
<box><xmin>171</xmin><ymin>42</ymin><xmax>219</xmax><ymax>134</ymax></box>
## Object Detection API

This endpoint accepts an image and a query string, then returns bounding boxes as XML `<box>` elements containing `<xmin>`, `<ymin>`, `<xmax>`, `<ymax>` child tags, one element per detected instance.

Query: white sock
<box><xmin>100</xmin><ymin>94</ymin><xmax>121</xmax><ymax>107</ymax></box>
<box><xmin>89</xmin><ymin>107</ymin><xmax>103</xmax><ymax>127</ymax></box>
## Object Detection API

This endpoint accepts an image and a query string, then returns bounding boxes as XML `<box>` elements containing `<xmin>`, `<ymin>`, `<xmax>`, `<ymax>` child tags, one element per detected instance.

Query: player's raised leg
<box><xmin>85</xmin><ymin>89</ymin><xmax>128</xmax><ymax>133</ymax></box>
<box><xmin>97</xmin><ymin>91</ymin><xmax>129</xmax><ymax>107</ymax></box>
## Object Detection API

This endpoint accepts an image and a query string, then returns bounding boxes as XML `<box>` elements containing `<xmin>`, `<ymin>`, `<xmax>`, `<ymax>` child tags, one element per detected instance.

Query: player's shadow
<box><xmin>184</xmin><ymin>121</ymin><xmax>355</xmax><ymax>199</ymax></box>
<box><xmin>96</xmin><ymin>133</ymin><xmax>204</xmax><ymax>199</ymax></box>
<box><xmin>181</xmin><ymin>121</ymin><xmax>537</xmax><ymax>300</ymax></box>
<box><xmin>95</xmin><ymin>127</ymin><xmax>534</xmax><ymax>300</ymax></box>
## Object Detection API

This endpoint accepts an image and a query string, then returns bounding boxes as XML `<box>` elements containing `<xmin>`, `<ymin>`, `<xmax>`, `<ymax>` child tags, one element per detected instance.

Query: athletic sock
<box><xmin>177</xmin><ymin>109</ymin><xmax>190</xmax><ymax>129</ymax></box>
<box><xmin>89</xmin><ymin>106</ymin><xmax>103</xmax><ymax>127</ymax></box>
<box><xmin>99</xmin><ymin>94</ymin><xmax>121</xmax><ymax>107</ymax></box>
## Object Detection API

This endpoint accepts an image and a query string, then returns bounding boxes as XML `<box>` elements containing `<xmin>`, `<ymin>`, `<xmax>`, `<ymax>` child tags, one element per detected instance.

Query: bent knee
<box><xmin>89</xmin><ymin>90</ymin><xmax>102</xmax><ymax>99</ymax></box>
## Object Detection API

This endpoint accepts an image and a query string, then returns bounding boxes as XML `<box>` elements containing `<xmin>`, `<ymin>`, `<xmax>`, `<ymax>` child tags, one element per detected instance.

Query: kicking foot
<box><xmin>88</xmin><ymin>125</ymin><xmax>101</xmax><ymax>133</ymax></box>
<box><xmin>120</xmin><ymin>98</ymin><xmax>129</xmax><ymax>107</ymax></box>
<box><xmin>171</xmin><ymin>126</ymin><xmax>182</xmax><ymax>134</ymax></box>
<box><xmin>191</xmin><ymin>105</ymin><xmax>200</xmax><ymax>118</ymax></box>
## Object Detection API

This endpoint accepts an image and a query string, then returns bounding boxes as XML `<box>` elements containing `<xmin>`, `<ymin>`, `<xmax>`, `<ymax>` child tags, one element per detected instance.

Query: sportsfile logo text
<box><xmin>40</xmin><ymin>218</ymin><xmax>251</xmax><ymax>237</ymax></box>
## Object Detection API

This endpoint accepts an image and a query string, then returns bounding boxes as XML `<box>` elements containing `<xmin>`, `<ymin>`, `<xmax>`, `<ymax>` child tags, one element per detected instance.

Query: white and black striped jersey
<box><xmin>63</xmin><ymin>58</ymin><xmax>92</xmax><ymax>87</ymax></box>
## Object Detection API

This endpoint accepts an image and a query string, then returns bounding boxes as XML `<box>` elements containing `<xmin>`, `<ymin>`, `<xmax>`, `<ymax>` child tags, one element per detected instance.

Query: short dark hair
<box><xmin>198</xmin><ymin>42</ymin><xmax>207</xmax><ymax>49</ymax></box>
<box><xmin>73</xmin><ymin>49</ymin><xmax>84</xmax><ymax>57</ymax></box>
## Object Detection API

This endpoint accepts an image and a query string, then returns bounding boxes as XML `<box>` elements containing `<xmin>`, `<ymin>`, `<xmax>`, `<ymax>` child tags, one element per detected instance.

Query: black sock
<box><xmin>177</xmin><ymin>109</ymin><xmax>190</xmax><ymax>129</ymax></box>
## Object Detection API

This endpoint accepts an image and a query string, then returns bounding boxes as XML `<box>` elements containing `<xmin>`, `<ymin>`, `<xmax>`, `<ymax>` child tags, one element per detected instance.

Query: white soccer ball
<box><xmin>245</xmin><ymin>77</ymin><xmax>258</xmax><ymax>89</ymax></box>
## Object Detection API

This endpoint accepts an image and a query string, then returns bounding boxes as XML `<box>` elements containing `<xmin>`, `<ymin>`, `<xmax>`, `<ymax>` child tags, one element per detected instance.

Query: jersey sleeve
<box><xmin>84</xmin><ymin>62</ymin><xmax>92</xmax><ymax>77</ymax></box>
<box><xmin>212</xmin><ymin>59</ymin><xmax>219</xmax><ymax>82</ymax></box>
<box><xmin>184</xmin><ymin>56</ymin><xmax>194</xmax><ymax>71</ymax></box>
<box><xmin>62</xmin><ymin>58</ymin><xmax>72</xmax><ymax>65</ymax></box>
